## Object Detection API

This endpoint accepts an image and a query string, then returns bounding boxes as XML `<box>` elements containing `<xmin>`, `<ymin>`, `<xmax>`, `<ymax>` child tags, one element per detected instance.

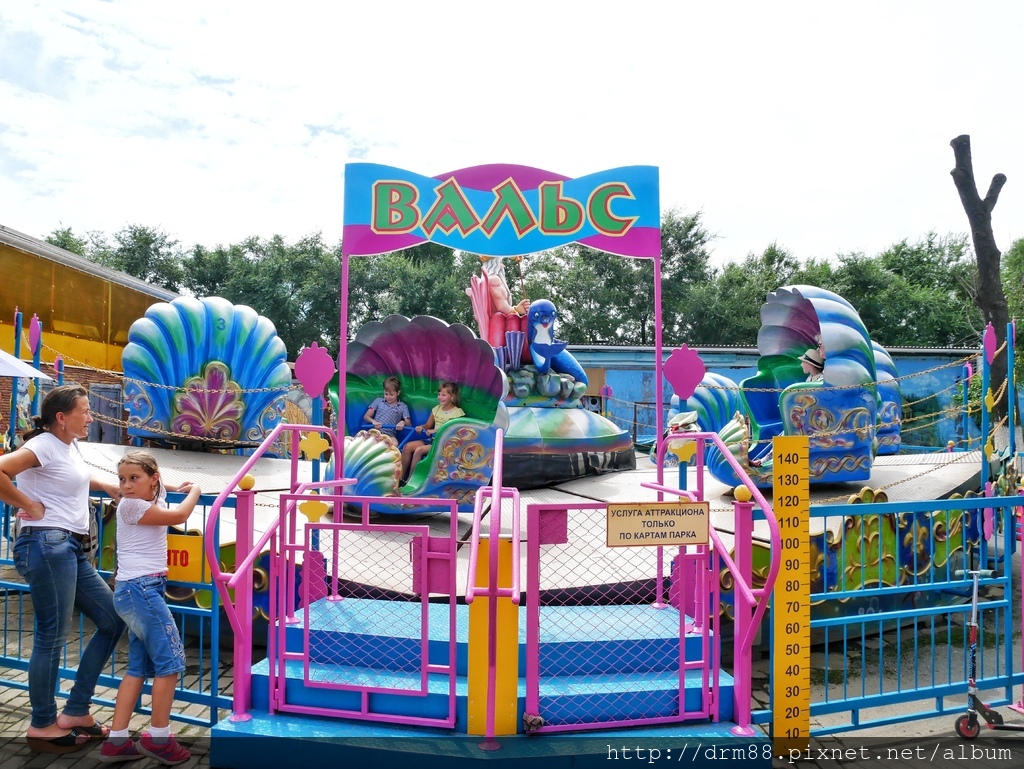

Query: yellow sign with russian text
<box><xmin>606</xmin><ymin>501</ymin><xmax>709</xmax><ymax>547</ymax></box>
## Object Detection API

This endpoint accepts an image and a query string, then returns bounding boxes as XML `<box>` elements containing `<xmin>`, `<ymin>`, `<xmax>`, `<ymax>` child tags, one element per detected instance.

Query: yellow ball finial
<box><xmin>733</xmin><ymin>485</ymin><xmax>752</xmax><ymax>503</ymax></box>
<box><xmin>237</xmin><ymin>474</ymin><xmax>256</xmax><ymax>491</ymax></box>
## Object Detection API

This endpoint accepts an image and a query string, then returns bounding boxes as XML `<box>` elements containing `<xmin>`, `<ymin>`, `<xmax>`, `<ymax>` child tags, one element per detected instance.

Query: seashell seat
<box><xmin>330</xmin><ymin>315</ymin><xmax>508</xmax><ymax>514</ymax></box>
<box><xmin>683</xmin><ymin>286</ymin><xmax>891</xmax><ymax>488</ymax></box>
<box><xmin>122</xmin><ymin>296</ymin><xmax>292</xmax><ymax>447</ymax></box>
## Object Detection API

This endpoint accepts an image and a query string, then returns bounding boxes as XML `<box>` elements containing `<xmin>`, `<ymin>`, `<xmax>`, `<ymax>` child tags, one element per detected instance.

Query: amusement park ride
<box><xmin>5</xmin><ymin>162</ymin><xmax>1023</xmax><ymax>767</ymax></box>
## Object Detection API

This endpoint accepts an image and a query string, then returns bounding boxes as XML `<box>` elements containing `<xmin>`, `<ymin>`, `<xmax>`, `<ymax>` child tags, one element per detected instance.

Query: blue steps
<box><xmin>250</xmin><ymin>657</ymin><xmax>724</xmax><ymax>725</ymax></box>
<box><xmin>293</xmin><ymin>598</ymin><xmax>707</xmax><ymax>675</ymax></box>
<box><xmin>212</xmin><ymin>597</ymin><xmax>748</xmax><ymax>768</ymax></box>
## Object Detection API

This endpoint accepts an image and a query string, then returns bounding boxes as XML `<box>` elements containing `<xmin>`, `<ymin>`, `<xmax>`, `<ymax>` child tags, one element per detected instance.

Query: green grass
<box><xmin>809</xmin><ymin>667</ymin><xmax>849</xmax><ymax>686</ymax></box>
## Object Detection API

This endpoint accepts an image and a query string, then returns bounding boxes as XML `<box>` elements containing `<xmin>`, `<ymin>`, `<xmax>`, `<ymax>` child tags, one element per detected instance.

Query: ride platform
<box><xmin>76</xmin><ymin>443</ymin><xmax>980</xmax><ymax>765</ymax></box>
<box><xmin>77</xmin><ymin>444</ymin><xmax>983</xmax><ymax>597</ymax></box>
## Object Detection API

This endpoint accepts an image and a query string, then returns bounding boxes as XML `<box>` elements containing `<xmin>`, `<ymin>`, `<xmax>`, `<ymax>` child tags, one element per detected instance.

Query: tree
<box><xmin>950</xmin><ymin>134</ymin><xmax>1010</xmax><ymax>419</ymax></box>
<box><xmin>685</xmin><ymin>262</ymin><xmax>761</xmax><ymax>346</ymax></box>
<box><xmin>344</xmin><ymin>244</ymin><xmax>478</xmax><ymax>336</ymax></box>
<box><xmin>180</xmin><ymin>242</ymin><xmax>240</xmax><ymax>298</ymax></box>
<box><xmin>686</xmin><ymin>243</ymin><xmax>801</xmax><ymax>345</ymax></box>
<box><xmin>88</xmin><ymin>225</ymin><xmax>186</xmax><ymax>292</ymax></box>
<box><xmin>649</xmin><ymin>209</ymin><xmax>715</xmax><ymax>346</ymax></box>
<box><xmin>178</xmin><ymin>233</ymin><xmax>343</xmax><ymax>356</ymax></box>
<box><xmin>524</xmin><ymin>209</ymin><xmax>714</xmax><ymax>345</ymax></box>
<box><xmin>524</xmin><ymin>245</ymin><xmax>642</xmax><ymax>343</ymax></box>
<box><xmin>1001</xmin><ymin>237</ymin><xmax>1024</xmax><ymax>390</ymax></box>
<box><xmin>1002</xmin><ymin>238</ymin><xmax>1024</xmax><ymax>321</ymax></box>
<box><xmin>827</xmin><ymin>236</ymin><xmax>980</xmax><ymax>347</ymax></box>
<box><xmin>45</xmin><ymin>227</ymin><xmax>88</xmax><ymax>256</ymax></box>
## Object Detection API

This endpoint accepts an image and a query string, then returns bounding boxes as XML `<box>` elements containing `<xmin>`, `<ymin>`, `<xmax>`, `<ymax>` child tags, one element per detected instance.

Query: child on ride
<box><xmin>401</xmin><ymin>381</ymin><xmax>465</xmax><ymax>483</ymax></box>
<box><xmin>799</xmin><ymin>349</ymin><xmax>825</xmax><ymax>382</ymax></box>
<box><xmin>362</xmin><ymin>376</ymin><xmax>412</xmax><ymax>442</ymax></box>
<box><xmin>98</xmin><ymin>450</ymin><xmax>202</xmax><ymax>766</ymax></box>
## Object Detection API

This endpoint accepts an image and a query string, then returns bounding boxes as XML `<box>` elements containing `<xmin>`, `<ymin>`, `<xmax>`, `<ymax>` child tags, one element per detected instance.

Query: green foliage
<box><xmin>344</xmin><ymin>244</ymin><xmax>477</xmax><ymax>332</ymax></box>
<box><xmin>180</xmin><ymin>233</ymin><xmax>340</xmax><ymax>357</ymax></box>
<box><xmin>54</xmin><ymin>211</ymin><xmax>996</xmax><ymax>362</ymax></box>
<box><xmin>46</xmin><ymin>223</ymin><xmax>186</xmax><ymax>292</ymax></box>
<box><xmin>525</xmin><ymin>209</ymin><xmax>714</xmax><ymax>345</ymax></box>
<box><xmin>1003</xmin><ymin>237</ymin><xmax>1024</xmax><ymax>318</ymax></box>
<box><xmin>398</xmin><ymin>247</ymin><xmax>469</xmax><ymax>323</ymax></box>
<box><xmin>686</xmin><ymin>242</ymin><xmax>805</xmax><ymax>346</ymax></box>
<box><xmin>682</xmin><ymin>232</ymin><xmax>980</xmax><ymax>348</ymax></box>
<box><xmin>90</xmin><ymin>225</ymin><xmax>186</xmax><ymax>292</ymax></box>
<box><xmin>526</xmin><ymin>245</ymin><xmax>642</xmax><ymax>343</ymax></box>
<box><xmin>1001</xmin><ymin>237</ymin><xmax>1024</xmax><ymax>390</ymax></box>
<box><xmin>825</xmin><ymin>234</ymin><xmax>980</xmax><ymax>347</ymax></box>
<box><xmin>46</xmin><ymin>223</ymin><xmax>187</xmax><ymax>292</ymax></box>
<box><xmin>45</xmin><ymin>227</ymin><xmax>87</xmax><ymax>255</ymax></box>
<box><xmin>654</xmin><ymin>208</ymin><xmax>716</xmax><ymax>345</ymax></box>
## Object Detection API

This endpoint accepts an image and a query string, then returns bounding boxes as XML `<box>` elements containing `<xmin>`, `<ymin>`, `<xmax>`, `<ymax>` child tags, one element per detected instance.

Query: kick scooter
<box><xmin>954</xmin><ymin>569</ymin><xmax>1024</xmax><ymax>739</ymax></box>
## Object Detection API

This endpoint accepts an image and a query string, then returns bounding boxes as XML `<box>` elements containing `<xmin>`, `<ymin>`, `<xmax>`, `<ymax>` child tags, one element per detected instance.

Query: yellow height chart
<box><xmin>771</xmin><ymin>435</ymin><xmax>810</xmax><ymax>754</ymax></box>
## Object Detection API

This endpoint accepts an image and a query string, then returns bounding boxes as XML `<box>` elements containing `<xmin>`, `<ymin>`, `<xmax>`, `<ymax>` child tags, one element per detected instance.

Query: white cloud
<box><xmin>2</xmin><ymin>0</ymin><xmax>1024</xmax><ymax>266</ymax></box>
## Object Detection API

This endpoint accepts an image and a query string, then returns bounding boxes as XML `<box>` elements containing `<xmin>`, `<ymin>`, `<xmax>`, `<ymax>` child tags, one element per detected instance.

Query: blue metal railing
<box><xmin>1</xmin><ymin>492</ymin><xmax>231</xmax><ymax>726</ymax></box>
<box><xmin>801</xmin><ymin>495</ymin><xmax>1021</xmax><ymax>734</ymax></box>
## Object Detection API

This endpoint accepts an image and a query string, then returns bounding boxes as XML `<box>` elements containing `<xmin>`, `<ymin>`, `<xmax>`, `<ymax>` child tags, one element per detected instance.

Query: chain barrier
<box><xmin>609</xmin><ymin>350</ymin><xmax>992</xmax><ymax>444</ymax></box>
<box><xmin>812</xmin><ymin>448</ymin><xmax>984</xmax><ymax>504</ymax></box>
<box><xmin>618</xmin><ymin>399</ymin><xmax>983</xmax><ymax>445</ymax></box>
<box><xmin>13</xmin><ymin>330</ymin><xmax>1003</xmax><ymax>465</ymax></box>
<box><xmin>29</xmin><ymin>334</ymin><xmax>294</xmax><ymax>396</ymax></box>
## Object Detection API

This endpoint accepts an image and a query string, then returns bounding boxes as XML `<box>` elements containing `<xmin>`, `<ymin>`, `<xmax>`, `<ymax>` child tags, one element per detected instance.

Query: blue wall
<box><xmin>570</xmin><ymin>346</ymin><xmax>979</xmax><ymax>450</ymax></box>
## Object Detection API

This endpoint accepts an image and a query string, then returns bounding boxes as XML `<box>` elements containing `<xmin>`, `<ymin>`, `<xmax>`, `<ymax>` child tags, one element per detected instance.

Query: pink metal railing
<box><xmin>204</xmin><ymin>423</ymin><xmax>340</xmax><ymax>720</ymax></box>
<box><xmin>206</xmin><ymin>420</ymin><xmax>516</xmax><ymax>730</ymax></box>
<box><xmin>205</xmin><ymin>422</ymin><xmax>777</xmax><ymax>735</ymax></box>
<box><xmin>462</xmin><ymin>429</ymin><xmax>520</xmax><ymax>750</ymax></box>
<box><xmin>268</xmin><ymin>491</ymin><xmax>461</xmax><ymax>728</ymax></box>
<box><xmin>523</xmin><ymin>498</ymin><xmax>719</xmax><ymax>732</ymax></box>
<box><xmin>651</xmin><ymin>431</ymin><xmax>782</xmax><ymax>737</ymax></box>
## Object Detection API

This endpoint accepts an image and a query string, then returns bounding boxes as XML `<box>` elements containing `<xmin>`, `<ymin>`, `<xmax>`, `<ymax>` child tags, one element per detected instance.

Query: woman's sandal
<box><xmin>56</xmin><ymin>716</ymin><xmax>110</xmax><ymax>740</ymax></box>
<box><xmin>26</xmin><ymin>730</ymin><xmax>91</xmax><ymax>754</ymax></box>
<box><xmin>69</xmin><ymin>722</ymin><xmax>110</xmax><ymax>740</ymax></box>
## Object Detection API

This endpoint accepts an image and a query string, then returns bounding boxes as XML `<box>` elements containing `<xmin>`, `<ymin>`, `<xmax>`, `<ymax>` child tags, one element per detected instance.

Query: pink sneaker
<box><xmin>98</xmin><ymin>738</ymin><xmax>143</xmax><ymax>763</ymax></box>
<box><xmin>137</xmin><ymin>733</ymin><xmax>191</xmax><ymax>766</ymax></box>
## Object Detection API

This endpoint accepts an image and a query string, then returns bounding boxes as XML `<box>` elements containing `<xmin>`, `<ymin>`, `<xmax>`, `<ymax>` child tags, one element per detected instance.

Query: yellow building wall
<box><xmin>583</xmin><ymin>366</ymin><xmax>606</xmax><ymax>394</ymax></box>
<box><xmin>0</xmin><ymin>244</ymin><xmax>164</xmax><ymax>372</ymax></box>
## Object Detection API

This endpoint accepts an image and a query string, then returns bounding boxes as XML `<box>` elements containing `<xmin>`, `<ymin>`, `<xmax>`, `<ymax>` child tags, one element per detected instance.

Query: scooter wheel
<box><xmin>955</xmin><ymin>714</ymin><xmax>980</xmax><ymax>740</ymax></box>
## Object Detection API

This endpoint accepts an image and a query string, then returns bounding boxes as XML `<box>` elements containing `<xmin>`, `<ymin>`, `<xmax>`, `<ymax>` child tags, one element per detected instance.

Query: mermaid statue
<box><xmin>466</xmin><ymin>254</ymin><xmax>634</xmax><ymax>487</ymax></box>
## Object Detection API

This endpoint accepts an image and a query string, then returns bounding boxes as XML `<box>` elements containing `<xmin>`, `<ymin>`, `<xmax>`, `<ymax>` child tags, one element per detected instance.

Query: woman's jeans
<box><xmin>13</xmin><ymin>528</ymin><xmax>125</xmax><ymax>728</ymax></box>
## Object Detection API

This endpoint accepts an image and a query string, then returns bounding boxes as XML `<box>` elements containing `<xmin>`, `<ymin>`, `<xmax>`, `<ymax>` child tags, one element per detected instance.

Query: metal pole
<box><xmin>8</xmin><ymin>308</ymin><xmax>23</xmax><ymax>449</ymax></box>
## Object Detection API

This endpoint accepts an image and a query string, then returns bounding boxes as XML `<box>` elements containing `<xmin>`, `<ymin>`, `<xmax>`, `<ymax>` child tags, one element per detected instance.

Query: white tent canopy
<box><xmin>0</xmin><ymin>348</ymin><xmax>52</xmax><ymax>380</ymax></box>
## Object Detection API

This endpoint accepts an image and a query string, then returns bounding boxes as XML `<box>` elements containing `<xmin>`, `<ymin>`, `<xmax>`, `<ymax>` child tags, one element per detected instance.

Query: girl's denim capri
<box><xmin>113</xmin><ymin>574</ymin><xmax>185</xmax><ymax>679</ymax></box>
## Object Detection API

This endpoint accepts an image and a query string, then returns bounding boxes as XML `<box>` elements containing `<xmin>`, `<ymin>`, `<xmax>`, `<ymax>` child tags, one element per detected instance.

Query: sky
<box><xmin>2</xmin><ymin>1</ymin><xmax>1024</xmax><ymax>268</ymax></box>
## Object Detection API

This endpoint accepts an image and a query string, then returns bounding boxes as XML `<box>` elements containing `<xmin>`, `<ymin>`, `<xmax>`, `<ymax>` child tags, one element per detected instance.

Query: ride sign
<box><xmin>606</xmin><ymin>501</ymin><xmax>709</xmax><ymax>547</ymax></box>
<box><xmin>343</xmin><ymin>163</ymin><xmax>661</xmax><ymax>258</ymax></box>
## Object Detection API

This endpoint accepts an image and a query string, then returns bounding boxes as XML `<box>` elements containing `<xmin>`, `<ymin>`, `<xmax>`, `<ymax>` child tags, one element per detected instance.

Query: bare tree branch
<box><xmin>984</xmin><ymin>174</ymin><xmax>1007</xmax><ymax>211</ymax></box>
<box><xmin>950</xmin><ymin>134</ymin><xmax>1010</xmax><ymax>420</ymax></box>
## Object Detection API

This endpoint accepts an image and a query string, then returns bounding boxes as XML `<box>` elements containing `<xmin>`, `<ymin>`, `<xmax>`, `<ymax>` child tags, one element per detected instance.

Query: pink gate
<box><xmin>523</xmin><ymin>501</ymin><xmax>721</xmax><ymax>732</ymax></box>
<box><xmin>267</xmin><ymin>494</ymin><xmax>462</xmax><ymax>728</ymax></box>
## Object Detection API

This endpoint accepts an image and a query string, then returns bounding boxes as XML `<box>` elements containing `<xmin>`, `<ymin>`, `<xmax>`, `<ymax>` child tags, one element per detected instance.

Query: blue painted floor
<box><xmin>211</xmin><ymin>711</ymin><xmax>769</xmax><ymax>768</ymax></box>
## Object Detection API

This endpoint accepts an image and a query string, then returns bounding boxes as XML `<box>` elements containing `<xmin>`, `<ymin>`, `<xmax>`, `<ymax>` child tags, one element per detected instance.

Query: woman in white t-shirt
<box><xmin>97</xmin><ymin>449</ymin><xmax>201</xmax><ymax>765</ymax></box>
<box><xmin>0</xmin><ymin>385</ymin><xmax>123</xmax><ymax>754</ymax></box>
